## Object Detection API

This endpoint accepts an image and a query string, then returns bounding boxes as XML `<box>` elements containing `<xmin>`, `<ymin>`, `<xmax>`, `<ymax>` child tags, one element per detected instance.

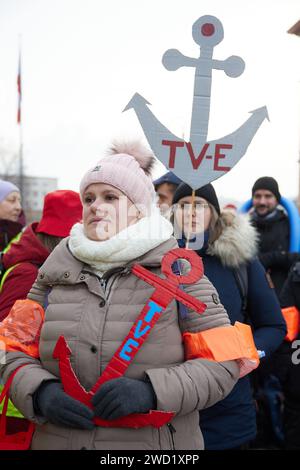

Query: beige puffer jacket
<box><xmin>0</xmin><ymin>237</ymin><xmax>239</xmax><ymax>450</ymax></box>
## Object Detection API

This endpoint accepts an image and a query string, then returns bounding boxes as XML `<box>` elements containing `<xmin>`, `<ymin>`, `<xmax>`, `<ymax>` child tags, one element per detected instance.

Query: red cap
<box><xmin>223</xmin><ymin>203</ymin><xmax>237</xmax><ymax>210</ymax></box>
<box><xmin>36</xmin><ymin>190</ymin><xmax>82</xmax><ymax>237</ymax></box>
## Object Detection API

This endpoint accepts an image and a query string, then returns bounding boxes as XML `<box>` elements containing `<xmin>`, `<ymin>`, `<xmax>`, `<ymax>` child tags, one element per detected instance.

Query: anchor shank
<box><xmin>190</xmin><ymin>47</ymin><xmax>213</xmax><ymax>145</ymax></box>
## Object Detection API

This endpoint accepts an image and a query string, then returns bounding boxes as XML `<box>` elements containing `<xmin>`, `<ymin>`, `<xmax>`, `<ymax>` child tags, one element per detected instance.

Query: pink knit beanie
<box><xmin>80</xmin><ymin>141</ymin><xmax>156</xmax><ymax>214</ymax></box>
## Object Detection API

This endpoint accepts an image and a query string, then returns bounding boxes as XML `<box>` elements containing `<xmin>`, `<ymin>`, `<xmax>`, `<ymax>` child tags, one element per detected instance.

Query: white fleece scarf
<box><xmin>68</xmin><ymin>208</ymin><xmax>173</xmax><ymax>276</ymax></box>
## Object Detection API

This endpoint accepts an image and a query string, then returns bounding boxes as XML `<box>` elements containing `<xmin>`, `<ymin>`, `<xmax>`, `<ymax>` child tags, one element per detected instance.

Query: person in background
<box><xmin>0</xmin><ymin>190</ymin><xmax>83</xmax><ymax>321</ymax></box>
<box><xmin>172</xmin><ymin>182</ymin><xmax>286</xmax><ymax>450</ymax></box>
<box><xmin>249</xmin><ymin>176</ymin><xmax>300</xmax><ymax>447</ymax></box>
<box><xmin>0</xmin><ymin>190</ymin><xmax>82</xmax><ymax>436</ymax></box>
<box><xmin>277</xmin><ymin>261</ymin><xmax>300</xmax><ymax>449</ymax></box>
<box><xmin>0</xmin><ymin>141</ymin><xmax>239</xmax><ymax>450</ymax></box>
<box><xmin>153</xmin><ymin>171</ymin><xmax>181</xmax><ymax>215</ymax></box>
<box><xmin>0</xmin><ymin>180</ymin><xmax>23</xmax><ymax>252</ymax></box>
<box><xmin>250</xmin><ymin>176</ymin><xmax>299</xmax><ymax>297</ymax></box>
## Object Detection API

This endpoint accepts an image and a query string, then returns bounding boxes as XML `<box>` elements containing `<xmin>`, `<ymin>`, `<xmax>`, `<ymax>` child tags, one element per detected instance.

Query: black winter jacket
<box><xmin>251</xmin><ymin>208</ymin><xmax>298</xmax><ymax>295</ymax></box>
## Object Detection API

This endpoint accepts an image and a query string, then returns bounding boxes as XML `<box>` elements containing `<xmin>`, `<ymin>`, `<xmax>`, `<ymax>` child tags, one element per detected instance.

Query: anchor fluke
<box><xmin>53</xmin><ymin>335</ymin><xmax>72</xmax><ymax>359</ymax></box>
<box><xmin>249</xmin><ymin>106</ymin><xmax>270</xmax><ymax>122</ymax></box>
<box><xmin>123</xmin><ymin>93</ymin><xmax>151</xmax><ymax>112</ymax></box>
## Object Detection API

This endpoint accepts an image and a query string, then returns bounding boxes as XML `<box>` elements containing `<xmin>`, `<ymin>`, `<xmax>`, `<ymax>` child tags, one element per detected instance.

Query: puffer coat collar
<box><xmin>37</xmin><ymin>236</ymin><xmax>178</xmax><ymax>285</ymax></box>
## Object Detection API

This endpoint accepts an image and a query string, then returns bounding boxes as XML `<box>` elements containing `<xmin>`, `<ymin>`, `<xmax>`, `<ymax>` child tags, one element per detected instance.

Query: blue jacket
<box><xmin>178</xmin><ymin>216</ymin><xmax>286</xmax><ymax>449</ymax></box>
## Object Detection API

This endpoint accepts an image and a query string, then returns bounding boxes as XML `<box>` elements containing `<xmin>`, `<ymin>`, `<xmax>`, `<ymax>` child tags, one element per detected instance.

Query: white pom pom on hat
<box><xmin>79</xmin><ymin>140</ymin><xmax>156</xmax><ymax>214</ymax></box>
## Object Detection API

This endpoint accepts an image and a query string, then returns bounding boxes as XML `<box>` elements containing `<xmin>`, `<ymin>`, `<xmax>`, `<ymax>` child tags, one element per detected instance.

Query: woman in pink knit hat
<box><xmin>0</xmin><ymin>141</ymin><xmax>239</xmax><ymax>450</ymax></box>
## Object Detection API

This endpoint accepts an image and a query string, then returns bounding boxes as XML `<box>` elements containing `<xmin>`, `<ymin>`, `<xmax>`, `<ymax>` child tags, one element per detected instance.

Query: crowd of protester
<box><xmin>0</xmin><ymin>144</ymin><xmax>299</xmax><ymax>450</ymax></box>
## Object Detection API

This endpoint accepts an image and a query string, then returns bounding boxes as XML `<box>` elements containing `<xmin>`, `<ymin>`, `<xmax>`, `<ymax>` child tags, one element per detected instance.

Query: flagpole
<box><xmin>17</xmin><ymin>35</ymin><xmax>24</xmax><ymax>198</ymax></box>
<box><xmin>19</xmin><ymin>108</ymin><xmax>24</xmax><ymax>198</ymax></box>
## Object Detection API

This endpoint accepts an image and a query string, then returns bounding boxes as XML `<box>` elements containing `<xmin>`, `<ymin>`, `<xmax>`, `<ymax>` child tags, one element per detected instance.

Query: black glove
<box><xmin>33</xmin><ymin>381</ymin><xmax>95</xmax><ymax>430</ymax></box>
<box><xmin>91</xmin><ymin>377</ymin><xmax>157</xmax><ymax>420</ymax></box>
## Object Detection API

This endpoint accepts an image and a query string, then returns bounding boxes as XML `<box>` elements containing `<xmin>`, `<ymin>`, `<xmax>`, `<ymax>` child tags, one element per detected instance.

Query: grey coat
<box><xmin>0</xmin><ymin>237</ymin><xmax>239</xmax><ymax>450</ymax></box>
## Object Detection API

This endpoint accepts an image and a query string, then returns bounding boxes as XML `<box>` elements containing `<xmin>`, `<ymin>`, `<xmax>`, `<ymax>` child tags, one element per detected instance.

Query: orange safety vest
<box><xmin>0</xmin><ymin>299</ymin><xmax>45</xmax><ymax>358</ymax></box>
<box><xmin>281</xmin><ymin>306</ymin><xmax>300</xmax><ymax>342</ymax></box>
<box><xmin>0</xmin><ymin>299</ymin><xmax>44</xmax><ymax>420</ymax></box>
<box><xmin>183</xmin><ymin>321</ymin><xmax>260</xmax><ymax>377</ymax></box>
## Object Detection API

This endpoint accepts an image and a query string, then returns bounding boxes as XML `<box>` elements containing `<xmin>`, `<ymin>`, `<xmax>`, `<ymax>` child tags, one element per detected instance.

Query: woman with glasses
<box><xmin>172</xmin><ymin>183</ymin><xmax>286</xmax><ymax>450</ymax></box>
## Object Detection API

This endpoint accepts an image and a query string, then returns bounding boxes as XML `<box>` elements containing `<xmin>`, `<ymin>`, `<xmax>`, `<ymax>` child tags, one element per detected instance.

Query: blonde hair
<box><xmin>207</xmin><ymin>204</ymin><xmax>222</xmax><ymax>244</ymax></box>
<box><xmin>207</xmin><ymin>205</ymin><xmax>238</xmax><ymax>246</ymax></box>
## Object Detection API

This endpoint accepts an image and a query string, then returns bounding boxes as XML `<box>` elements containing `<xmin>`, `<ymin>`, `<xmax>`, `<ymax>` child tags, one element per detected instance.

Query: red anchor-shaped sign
<box><xmin>53</xmin><ymin>248</ymin><xmax>206</xmax><ymax>428</ymax></box>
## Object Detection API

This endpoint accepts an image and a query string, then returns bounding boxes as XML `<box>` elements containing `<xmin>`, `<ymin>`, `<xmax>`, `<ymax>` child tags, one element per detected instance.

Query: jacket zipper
<box><xmin>98</xmin><ymin>267</ymin><xmax>131</xmax><ymax>374</ymax></box>
<box><xmin>167</xmin><ymin>423</ymin><xmax>176</xmax><ymax>450</ymax></box>
<box><xmin>104</xmin><ymin>267</ymin><xmax>131</xmax><ymax>301</ymax></box>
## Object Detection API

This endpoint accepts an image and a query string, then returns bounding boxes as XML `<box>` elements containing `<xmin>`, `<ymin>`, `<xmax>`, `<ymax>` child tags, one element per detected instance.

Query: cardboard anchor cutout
<box><xmin>54</xmin><ymin>248</ymin><xmax>206</xmax><ymax>429</ymax></box>
<box><xmin>124</xmin><ymin>15</ymin><xmax>269</xmax><ymax>189</ymax></box>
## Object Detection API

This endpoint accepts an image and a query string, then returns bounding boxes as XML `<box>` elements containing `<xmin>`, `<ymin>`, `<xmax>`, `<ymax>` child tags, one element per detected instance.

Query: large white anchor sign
<box><xmin>124</xmin><ymin>15</ymin><xmax>269</xmax><ymax>189</ymax></box>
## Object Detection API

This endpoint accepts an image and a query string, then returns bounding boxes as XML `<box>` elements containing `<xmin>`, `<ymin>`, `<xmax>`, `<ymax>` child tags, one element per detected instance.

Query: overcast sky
<box><xmin>0</xmin><ymin>0</ymin><xmax>299</xmax><ymax>204</ymax></box>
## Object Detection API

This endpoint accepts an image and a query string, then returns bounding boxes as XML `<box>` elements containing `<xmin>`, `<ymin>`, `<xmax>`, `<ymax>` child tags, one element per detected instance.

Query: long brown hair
<box><xmin>36</xmin><ymin>233</ymin><xmax>63</xmax><ymax>253</ymax></box>
<box><xmin>207</xmin><ymin>203</ymin><xmax>224</xmax><ymax>245</ymax></box>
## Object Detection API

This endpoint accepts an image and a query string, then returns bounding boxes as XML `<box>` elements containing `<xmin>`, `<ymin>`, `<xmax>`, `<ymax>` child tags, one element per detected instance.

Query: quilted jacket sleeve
<box><xmin>0</xmin><ymin>351</ymin><xmax>58</xmax><ymax>424</ymax></box>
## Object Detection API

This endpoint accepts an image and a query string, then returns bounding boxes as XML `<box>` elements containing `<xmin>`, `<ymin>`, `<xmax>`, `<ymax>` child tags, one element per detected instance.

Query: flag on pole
<box><xmin>17</xmin><ymin>50</ymin><xmax>21</xmax><ymax>124</ymax></box>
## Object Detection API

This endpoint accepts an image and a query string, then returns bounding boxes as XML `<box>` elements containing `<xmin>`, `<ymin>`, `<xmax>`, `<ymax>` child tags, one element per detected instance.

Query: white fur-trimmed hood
<box><xmin>206</xmin><ymin>211</ymin><xmax>259</xmax><ymax>268</ymax></box>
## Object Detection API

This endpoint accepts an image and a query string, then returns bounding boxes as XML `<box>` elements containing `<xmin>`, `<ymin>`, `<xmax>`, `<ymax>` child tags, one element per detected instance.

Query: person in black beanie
<box><xmin>252</xmin><ymin>176</ymin><xmax>281</xmax><ymax>207</ymax></box>
<box><xmin>172</xmin><ymin>183</ymin><xmax>221</xmax><ymax>213</ymax></box>
<box><xmin>250</xmin><ymin>176</ymin><xmax>299</xmax><ymax>296</ymax></box>
<box><xmin>250</xmin><ymin>179</ymin><xmax>300</xmax><ymax>449</ymax></box>
<box><xmin>172</xmin><ymin>183</ymin><xmax>220</xmax><ymax>248</ymax></box>
<box><xmin>171</xmin><ymin>182</ymin><xmax>286</xmax><ymax>450</ymax></box>
<box><xmin>244</xmin><ymin>176</ymin><xmax>299</xmax><ymax>449</ymax></box>
<box><xmin>278</xmin><ymin>262</ymin><xmax>300</xmax><ymax>449</ymax></box>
